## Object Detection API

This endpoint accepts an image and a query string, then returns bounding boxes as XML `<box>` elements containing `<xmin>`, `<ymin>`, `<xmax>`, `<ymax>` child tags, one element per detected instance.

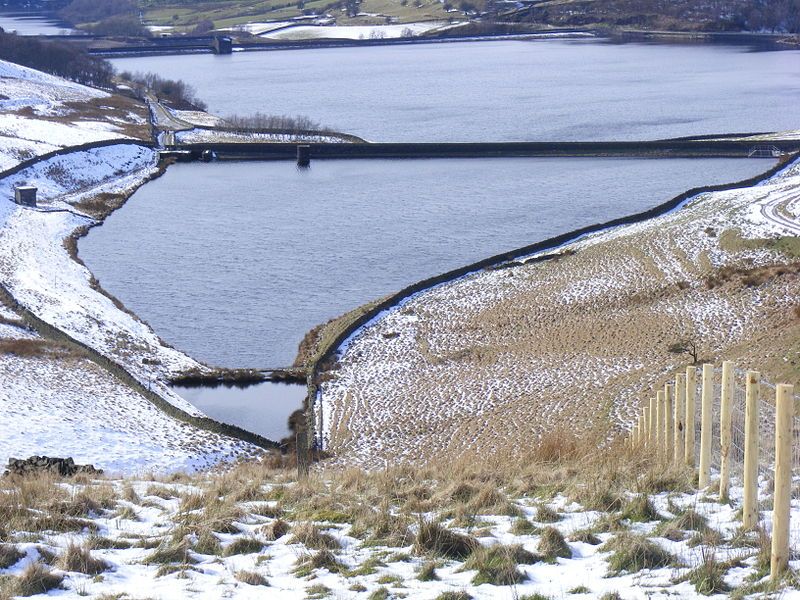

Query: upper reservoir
<box><xmin>111</xmin><ymin>39</ymin><xmax>800</xmax><ymax>142</ymax></box>
<box><xmin>80</xmin><ymin>157</ymin><xmax>773</xmax><ymax>368</ymax></box>
<box><xmin>0</xmin><ymin>12</ymin><xmax>72</xmax><ymax>35</ymax></box>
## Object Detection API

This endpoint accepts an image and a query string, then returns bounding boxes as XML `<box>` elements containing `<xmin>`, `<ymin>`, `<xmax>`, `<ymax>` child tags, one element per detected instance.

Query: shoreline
<box><xmin>67</xmin><ymin>147</ymin><xmax>794</xmax><ymax>455</ymax></box>
<box><xmin>1</xmin><ymin>53</ymin><xmax>796</xmax><ymax>468</ymax></box>
<box><xmin>80</xmin><ymin>27</ymin><xmax>799</xmax><ymax>59</ymax></box>
<box><xmin>303</xmin><ymin>154</ymin><xmax>797</xmax><ymax>451</ymax></box>
<box><xmin>0</xmin><ymin>142</ymin><xmax>288</xmax><ymax>460</ymax></box>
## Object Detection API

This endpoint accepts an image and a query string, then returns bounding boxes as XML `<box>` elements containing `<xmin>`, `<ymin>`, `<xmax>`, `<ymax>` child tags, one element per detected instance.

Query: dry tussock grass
<box><xmin>7</xmin><ymin>562</ymin><xmax>64</xmax><ymax>597</ymax></box>
<box><xmin>259</xmin><ymin>519</ymin><xmax>291</xmax><ymax>541</ymax></box>
<box><xmin>0</xmin><ymin>544</ymin><xmax>23</xmax><ymax>569</ymax></box>
<box><xmin>0</xmin><ymin>475</ymin><xmax>114</xmax><ymax>534</ymax></box>
<box><xmin>235</xmin><ymin>569</ymin><xmax>269</xmax><ymax>586</ymax></box>
<box><xmin>413</xmin><ymin>521</ymin><xmax>478</xmax><ymax>560</ymax></box>
<box><xmin>0</xmin><ymin>339</ymin><xmax>76</xmax><ymax>359</ymax></box>
<box><xmin>290</xmin><ymin>522</ymin><xmax>340</xmax><ymax>550</ymax></box>
<box><xmin>58</xmin><ymin>542</ymin><xmax>110</xmax><ymax>574</ymax></box>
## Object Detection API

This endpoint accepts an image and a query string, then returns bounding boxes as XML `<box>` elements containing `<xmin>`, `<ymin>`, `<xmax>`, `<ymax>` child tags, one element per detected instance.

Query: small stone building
<box><xmin>13</xmin><ymin>185</ymin><xmax>37</xmax><ymax>207</ymax></box>
<box><xmin>212</xmin><ymin>36</ymin><xmax>233</xmax><ymax>54</ymax></box>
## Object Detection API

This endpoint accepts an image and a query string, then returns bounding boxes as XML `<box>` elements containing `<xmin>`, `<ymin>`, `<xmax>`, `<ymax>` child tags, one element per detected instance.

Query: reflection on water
<box><xmin>112</xmin><ymin>39</ymin><xmax>800</xmax><ymax>142</ymax></box>
<box><xmin>80</xmin><ymin>157</ymin><xmax>774</xmax><ymax>368</ymax></box>
<box><xmin>172</xmin><ymin>381</ymin><xmax>307</xmax><ymax>442</ymax></box>
<box><xmin>0</xmin><ymin>12</ymin><xmax>73</xmax><ymax>35</ymax></box>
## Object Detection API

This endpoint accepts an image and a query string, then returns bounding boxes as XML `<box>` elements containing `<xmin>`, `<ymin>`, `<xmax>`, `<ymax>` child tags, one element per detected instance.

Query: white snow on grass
<box><xmin>233</xmin><ymin>20</ymin><xmax>293</xmax><ymax>35</ymax></box>
<box><xmin>167</xmin><ymin>108</ymin><xmax>227</xmax><ymax>128</ymax></box>
<box><xmin>0</xmin><ymin>344</ymin><xmax>259</xmax><ymax>474</ymax></box>
<box><xmin>0</xmin><ymin>59</ymin><xmax>147</xmax><ymax>173</ymax></box>
<box><xmin>1</xmin><ymin>467</ymin><xmax>797</xmax><ymax>599</ymax></box>
<box><xmin>318</xmin><ymin>160</ymin><xmax>800</xmax><ymax>467</ymax></box>
<box><xmin>176</xmin><ymin>128</ymin><xmax>350</xmax><ymax>144</ymax></box>
<box><xmin>261</xmin><ymin>21</ymin><xmax>449</xmax><ymax>40</ymax></box>
<box><xmin>0</xmin><ymin>144</ymin><xmax>206</xmax><ymax>414</ymax></box>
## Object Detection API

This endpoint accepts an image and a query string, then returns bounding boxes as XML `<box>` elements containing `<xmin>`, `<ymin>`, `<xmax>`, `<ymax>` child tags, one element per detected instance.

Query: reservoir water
<box><xmin>0</xmin><ymin>12</ymin><xmax>72</xmax><ymax>35</ymax></box>
<box><xmin>80</xmin><ymin>157</ymin><xmax>774</xmax><ymax>368</ymax></box>
<box><xmin>111</xmin><ymin>39</ymin><xmax>800</xmax><ymax>142</ymax></box>
<box><xmin>172</xmin><ymin>382</ymin><xmax>306</xmax><ymax>442</ymax></box>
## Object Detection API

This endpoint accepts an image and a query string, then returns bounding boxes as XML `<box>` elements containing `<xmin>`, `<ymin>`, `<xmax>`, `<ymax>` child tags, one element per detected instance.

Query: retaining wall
<box><xmin>304</xmin><ymin>154</ymin><xmax>798</xmax><ymax>450</ymax></box>
<box><xmin>179</xmin><ymin>139</ymin><xmax>800</xmax><ymax>161</ymax></box>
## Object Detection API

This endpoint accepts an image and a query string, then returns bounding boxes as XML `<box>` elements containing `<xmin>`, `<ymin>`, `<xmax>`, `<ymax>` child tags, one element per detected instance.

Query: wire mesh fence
<box><xmin>631</xmin><ymin>363</ymin><xmax>799</xmax><ymax>578</ymax></box>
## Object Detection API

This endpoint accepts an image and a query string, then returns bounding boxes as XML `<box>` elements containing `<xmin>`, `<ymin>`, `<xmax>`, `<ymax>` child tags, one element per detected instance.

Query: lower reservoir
<box><xmin>172</xmin><ymin>381</ymin><xmax>307</xmax><ymax>443</ymax></box>
<box><xmin>79</xmin><ymin>157</ymin><xmax>774</xmax><ymax>368</ymax></box>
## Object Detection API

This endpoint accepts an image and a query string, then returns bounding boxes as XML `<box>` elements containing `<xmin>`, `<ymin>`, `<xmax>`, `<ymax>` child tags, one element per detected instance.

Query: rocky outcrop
<box><xmin>4</xmin><ymin>456</ymin><xmax>103</xmax><ymax>477</ymax></box>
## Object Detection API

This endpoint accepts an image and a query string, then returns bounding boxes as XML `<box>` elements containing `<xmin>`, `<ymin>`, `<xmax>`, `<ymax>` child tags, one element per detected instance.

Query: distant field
<box><xmin>141</xmin><ymin>0</ymin><xmax>456</xmax><ymax>31</ymax></box>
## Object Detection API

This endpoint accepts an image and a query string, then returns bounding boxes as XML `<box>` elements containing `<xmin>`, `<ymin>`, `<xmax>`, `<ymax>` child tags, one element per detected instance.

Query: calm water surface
<box><xmin>80</xmin><ymin>157</ymin><xmax>773</xmax><ymax>368</ymax></box>
<box><xmin>172</xmin><ymin>382</ymin><xmax>306</xmax><ymax>442</ymax></box>
<box><xmin>111</xmin><ymin>39</ymin><xmax>800</xmax><ymax>142</ymax></box>
<box><xmin>0</xmin><ymin>12</ymin><xmax>72</xmax><ymax>35</ymax></box>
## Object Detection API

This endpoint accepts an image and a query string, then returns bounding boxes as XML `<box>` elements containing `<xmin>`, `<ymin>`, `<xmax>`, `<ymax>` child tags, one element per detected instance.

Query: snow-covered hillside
<box><xmin>0</xmin><ymin>141</ymin><xmax>264</xmax><ymax>473</ymax></box>
<box><xmin>318</xmin><ymin>160</ymin><xmax>800</xmax><ymax>468</ymax></box>
<box><xmin>0</xmin><ymin>60</ymin><xmax>149</xmax><ymax>172</ymax></box>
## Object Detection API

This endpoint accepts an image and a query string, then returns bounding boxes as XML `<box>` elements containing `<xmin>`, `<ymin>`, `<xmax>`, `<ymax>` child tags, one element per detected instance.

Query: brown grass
<box><xmin>0</xmin><ymin>544</ymin><xmax>24</xmax><ymax>569</ymax></box>
<box><xmin>260</xmin><ymin>519</ymin><xmax>291</xmax><ymax>541</ymax></box>
<box><xmin>58</xmin><ymin>542</ymin><xmax>110</xmax><ymax>574</ymax></box>
<box><xmin>72</xmin><ymin>192</ymin><xmax>127</xmax><ymax>220</ymax></box>
<box><xmin>0</xmin><ymin>339</ymin><xmax>76</xmax><ymax>359</ymax></box>
<box><xmin>537</xmin><ymin>527</ymin><xmax>571</xmax><ymax>560</ymax></box>
<box><xmin>235</xmin><ymin>569</ymin><xmax>269</xmax><ymax>586</ymax></box>
<box><xmin>13</xmin><ymin>562</ymin><xmax>64</xmax><ymax>596</ymax></box>
<box><xmin>222</xmin><ymin>536</ymin><xmax>263</xmax><ymax>557</ymax></box>
<box><xmin>0</xmin><ymin>475</ymin><xmax>112</xmax><ymax>534</ymax></box>
<box><xmin>289</xmin><ymin>522</ymin><xmax>340</xmax><ymax>550</ymax></box>
<box><xmin>413</xmin><ymin>521</ymin><xmax>478</xmax><ymax>560</ymax></box>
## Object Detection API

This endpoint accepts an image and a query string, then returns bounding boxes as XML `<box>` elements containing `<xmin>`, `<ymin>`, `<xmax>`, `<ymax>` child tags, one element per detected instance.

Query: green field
<box><xmin>141</xmin><ymin>0</ymin><xmax>456</xmax><ymax>30</ymax></box>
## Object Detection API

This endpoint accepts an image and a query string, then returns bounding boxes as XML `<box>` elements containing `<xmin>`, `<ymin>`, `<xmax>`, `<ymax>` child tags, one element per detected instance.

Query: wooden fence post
<box><xmin>674</xmin><ymin>373</ymin><xmax>686</xmax><ymax>464</ymax></box>
<box><xmin>638</xmin><ymin>411</ymin><xmax>645</xmax><ymax>447</ymax></box>
<box><xmin>664</xmin><ymin>384</ymin><xmax>674</xmax><ymax>461</ymax></box>
<box><xmin>649</xmin><ymin>397</ymin><xmax>657</xmax><ymax>450</ymax></box>
<box><xmin>742</xmin><ymin>370</ymin><xmax>760</xmax><ymax>530</ymax></box>
<box><xmin>698</xmin><ymin>363</ymin><xmax>714</xmax><ymax>488</ymax></box>
<box><xmin>719</xmin><ymin>361</ymin><xmax>734</xmax><ymax>502</ymax></box>
<box><xmin>771</xmin><ymin>384</ymin><xmax>794</xmax><ymax>580</ymax></box>
<box><xmin>656</xmin><ymin>390</ymin><xmax>665</xmax><ymax>460</ymax></box>
<box><xmin>685</xmin><ymin>365</ymin><xmax>697</xmax><ymax>466</ymax></box>
<box><xmin>644</xmin><ymin>406</ymin><xmax>651</xmax><ymax>447</ymax></box>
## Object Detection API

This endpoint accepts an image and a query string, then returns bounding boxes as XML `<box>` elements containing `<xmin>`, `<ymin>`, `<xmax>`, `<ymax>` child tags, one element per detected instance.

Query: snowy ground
<box><xmin>261</xmin><ymin>21</ymin><xmax>451</xmax><ymax>40</ymax></box>
<box><xmin>0</xmin><ymin>320</ymin><xmax>259</xmax><ymax>474</ymax></box>
<box><xmin>176</xmin><ymin>128</ymin><xmax>353</xmax><ymax>144</ymax></box>
<box><xmin>1</xmin><ymin>460</ymin><xmax>798</xmax><ymax>600</ymax></box>
<box><xmin>0</xmin><ymin>60</ymin><xmax>149</xmax><ymax>172</ymax></box>
<box><xmin>318</xmin><ymin>160</ymin><xmax>800</xmax><ymax>468</ymax></box>
<box><xmin>0</xmin><ymin>63</ymin><xmax>265</xmax><ymax>472</ymax></box>
<box><xmin>0</xmin><ymin>142</ymin><xmax>264</xmax><ymax>472</ymax></box>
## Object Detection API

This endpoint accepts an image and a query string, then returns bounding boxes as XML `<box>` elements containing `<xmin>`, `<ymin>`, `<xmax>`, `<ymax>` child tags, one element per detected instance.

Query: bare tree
<box><xmin>668</xmin><ymin>338</ymin><xmax>699</xmax><ymax>364</ymax></box>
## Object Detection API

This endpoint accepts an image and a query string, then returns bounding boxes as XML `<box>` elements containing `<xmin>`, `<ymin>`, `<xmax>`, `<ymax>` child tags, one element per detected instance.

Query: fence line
<box><xmin>626</xmin><ymin>362</ymin><xmax>797</xmax><ymax>580</ymax></box>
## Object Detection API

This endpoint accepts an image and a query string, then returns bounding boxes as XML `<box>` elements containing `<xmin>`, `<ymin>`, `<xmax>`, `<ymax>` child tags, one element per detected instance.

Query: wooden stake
<box><xmin>674</xmin><ymin>373</ymin><xmax>686</xmax><ymax>464</ymax></box>
<box><xmin>685</xmin><ymin>365</ymin><xmax>697</xmax><ymax>466</ymax></box>
<box><xmin>656</xmin><ymin>390</ymin><xmax>665</xmax><ymax>460</ymax></box>
<box><xmin>719</xmin><ymin>361</ymin><xmax>734</xmax><ymax>502</ymax></box>
<box><xmin>637</xmin><ymin>411</ymin><xmax>645</xmax><ymax>447</ymax></box>
<box><xmin>698</xmin><ymin>363</ymin><xmax>714</xmax><ymax>488</ymax></box>
<box><xmin>649</xmin><ymin>397</ymin><xmax>657</xmax><ymax>450</ymax></box>
<box><xmin>771</xmin><ymin>384</ymin><xmax>794</xmax><ymax>580</ymax></box>
<box><xmin>664</xmin><ymin>384</ymin><xmax>674</xmax><ymax>461</ymax></box>
<box><xmin>742</xmin><ymin>371</ymin><xmax>760</xmax><ymax>530</ymax></box>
